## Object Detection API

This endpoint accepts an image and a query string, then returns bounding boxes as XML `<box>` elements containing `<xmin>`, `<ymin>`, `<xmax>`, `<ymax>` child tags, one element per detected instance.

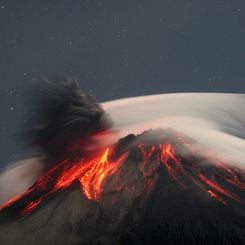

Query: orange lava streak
<box><xmin>78</xmin><ymin>148</ymin><xmax>128</xmax><ymax>200</ymax></box>
<box><xmin>207</xmin><ymin>190</ymin><xmax>228</xmax><ymax>205</ymax></box>
<box><xmin>159</xmin><ymin>144</ymin><xmax>185</xmax><ymax>187</ymax></box>
<box><xmin>198</xmin><ymin>173</ymin><xmax>242</xmax><ymax>203</ymax></box>
<box><xmin>53</xmin><ymin>148</ymin><xmax>128</xmax><ymax>200</ymax></box>
<box><xmin>54</xmin><ymin>159</ymin><xmax>90</xmax><ymax>190</ymax></box>
<box><xmin>138</xmin><ymin>144</ymin><xmax>158</xmax><ymax>176</ymax></box>
<box><xmin>21</xmin><ymin>198</ymin><xmax>42</xmax><ymax>215</ymax></box>
<box><xmin>217</xmin><ymin>163</ymin><xmax>245</xmax><ymax>190</ymax></box>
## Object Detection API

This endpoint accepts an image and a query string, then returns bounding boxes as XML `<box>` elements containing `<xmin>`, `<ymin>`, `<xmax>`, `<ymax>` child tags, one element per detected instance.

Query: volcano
<box><xmin>0</xmin><ymin>77</ymin><xmax>244</xmax><ymax>245</ymax></box>
<box><xmin>1</xmin><ymin>129</ymin><xmax>245</xmax><ymax>244</ymax></box>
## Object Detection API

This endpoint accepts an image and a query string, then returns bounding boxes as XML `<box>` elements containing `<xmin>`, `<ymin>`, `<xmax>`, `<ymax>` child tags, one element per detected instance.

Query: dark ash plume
<box><xmin>24</xmin><ymin>76</ymin><xmax>113</xmax><ymax>162</ymax></box>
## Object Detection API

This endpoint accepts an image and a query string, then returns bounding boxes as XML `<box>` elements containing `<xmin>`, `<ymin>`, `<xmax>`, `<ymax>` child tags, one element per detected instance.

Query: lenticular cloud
<box><xmin>103</xmin><ymin>93</ymin><xmax>245</xmax><ymax>169</ymax></box>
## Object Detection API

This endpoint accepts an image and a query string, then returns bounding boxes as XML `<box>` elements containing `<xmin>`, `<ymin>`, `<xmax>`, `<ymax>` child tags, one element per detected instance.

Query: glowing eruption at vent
<box><xmin>0</xmin><ymin>139</ymin><xmax>244</xmax><ymax>217</ymax></box>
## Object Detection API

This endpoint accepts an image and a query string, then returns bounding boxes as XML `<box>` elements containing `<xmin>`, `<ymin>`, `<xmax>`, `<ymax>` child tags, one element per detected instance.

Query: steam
<box><xmin>0</xmin><ymin>157</ymin><xmax>45</xmax><ymax>204</ymax></box>
<box><xmin>102</xmin><ymin>93</ymin><xmax>245</xmax><ymax>169</ymax></box>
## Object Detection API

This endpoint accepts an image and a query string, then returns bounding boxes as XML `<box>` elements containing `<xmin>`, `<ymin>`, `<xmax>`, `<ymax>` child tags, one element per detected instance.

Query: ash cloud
<box><xmin>24</xmin><ymin>75</ymin><xmax>113</xmax><ymax>162</ymax></box>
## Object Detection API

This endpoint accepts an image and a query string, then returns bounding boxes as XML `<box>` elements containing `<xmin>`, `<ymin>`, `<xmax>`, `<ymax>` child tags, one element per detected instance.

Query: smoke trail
<box><xmin>102</xmin><ymin>93</ymin><xmax>245</xmax><ymax>169</ymax></box>
<box><xmin>0</xmin><ymin>157</ymin><xmax>45</xmax><ymax>204</ymax></box>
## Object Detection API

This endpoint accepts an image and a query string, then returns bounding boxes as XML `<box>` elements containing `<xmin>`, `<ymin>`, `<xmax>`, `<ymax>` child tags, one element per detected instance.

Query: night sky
<box><xmin>1</xmin><ymin>0</ymin><xmax>245</xmax><ymax>166</ymax></box>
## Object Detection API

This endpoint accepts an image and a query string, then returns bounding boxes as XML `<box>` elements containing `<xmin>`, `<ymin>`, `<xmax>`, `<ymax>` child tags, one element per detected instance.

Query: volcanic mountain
<box><xmin>0</xmin><ymin>128</ymin><xmax>244</xmax><ymax>245</ymax></box>
<box><xmin>0</xmin><ymin>77</ymin><xmax>244</xmax><ymax>245</ymax></box>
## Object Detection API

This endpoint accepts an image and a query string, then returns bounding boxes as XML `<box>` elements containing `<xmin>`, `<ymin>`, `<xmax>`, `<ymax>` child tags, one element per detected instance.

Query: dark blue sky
<box><xmin>0</xmin><ymin>0</ymin><xmax>245</xmax><ymax>165</ymax></box>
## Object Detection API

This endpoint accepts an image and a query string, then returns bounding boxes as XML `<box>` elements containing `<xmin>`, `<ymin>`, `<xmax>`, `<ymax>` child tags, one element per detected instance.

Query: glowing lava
<box><xmin>78</xmin><ymin>148</ymin><xmax>128</xmax><ymax>200</ymax></box>
<box><xmin>0</xmin><ymin>147</ymin><xmax>128</xmax><ymax>216</ymax></box>
<box><xmin>0</xmin><ymin>139</ymin><xmax>244</xmax><ymax>217</ymax></box>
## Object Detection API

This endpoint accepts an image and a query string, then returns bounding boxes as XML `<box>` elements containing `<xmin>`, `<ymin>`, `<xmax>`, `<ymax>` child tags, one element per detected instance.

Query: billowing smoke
<box><xmin>24</xmin><ymin>75</ymin><xmax>113</xmax><ymax>161</ymax></box>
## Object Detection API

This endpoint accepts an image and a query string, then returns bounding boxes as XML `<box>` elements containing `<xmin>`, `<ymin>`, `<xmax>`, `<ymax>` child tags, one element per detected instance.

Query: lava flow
<box><xmin>0</xmin><ymin>146</ymin><xmax>128</xmax><ymax>216</ymax></box>
<box><xmin>0</xmin><ymin>136</ymin><xmax>245</xmax><ymax>217</ymax></box>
